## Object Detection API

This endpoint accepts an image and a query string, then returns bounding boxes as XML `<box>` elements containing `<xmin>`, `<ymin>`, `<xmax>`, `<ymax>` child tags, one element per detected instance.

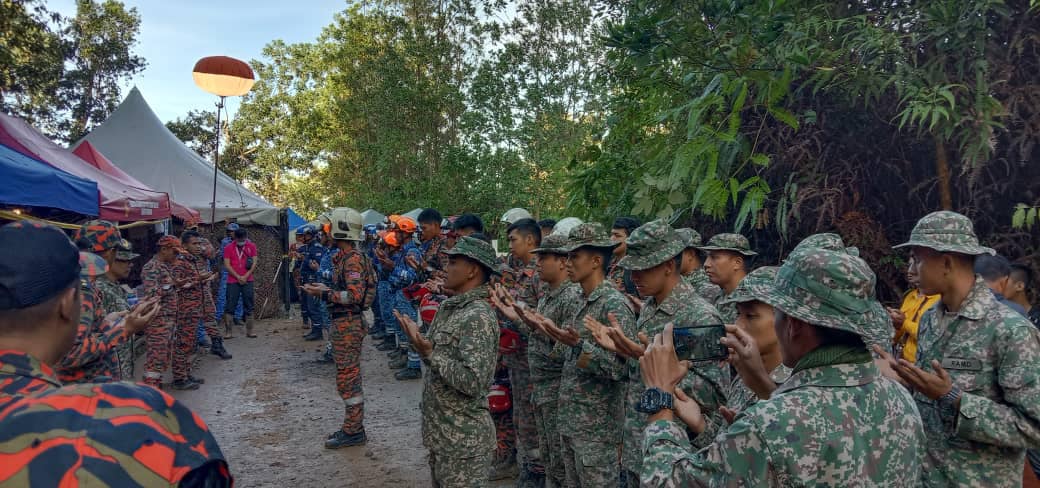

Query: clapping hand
<box><xmin>394</xmin><ymin>310</ymin><xmax>432</xmax><ymax>357</ymax></box>
<box><xmin>515</xmin><ymin>306</ymin><xmax>580</xmax><ymax>346</ymax></box>
<box><xmin>584</xmin><ymin>313</ymin><xmax>647</xmax><ymax>359</ymax></box>
<box><xmin>123</xmin><ymin>297</ymin><xmax>161</xmax><ymax>335</ymax></box>
<box><xmin>489</xmin><ymin>284</ymin><xmax>521</xmax><ymax>323</ymax></box>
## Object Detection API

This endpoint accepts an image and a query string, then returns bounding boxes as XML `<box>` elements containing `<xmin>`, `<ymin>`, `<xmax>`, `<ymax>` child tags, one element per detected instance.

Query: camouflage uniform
<box><xmin>498</xmin><ymin>253</ymin><xmax>543</xmax><ymax>475</ymax></box>
<box><xmin>608</xmin><ymin>258</ymin><xmax>639</xmax><ymax>296</ymax></box>
<box><xmin>616</xmin><ymin>221</ymin><xmax>728</xmax><ymax>486</ymax></box>
<box><xmin>698</xmin><ymin>233</ymin><xmax>757</xmax><ymax>324</ymax></box>
<box><xmin>421</xmin><ymin>233</ymin><xmax>449</xmax><ymax>279</ymax></box>
<box><xmin>894</xmin><ymin>211</ymin><xmax>1040</xmax><ymax>488</ymax></box>
<box><xmin>716</xmin><ymin>266</ymin><xmax>793</xmax><ymax>415</ymax></box>
<box><xmin>641</xmin><ymin>246</ymin><xmax>924</xmax><ymax>487</ymax></box>
<box><xmin>529</xmin><ymin>234</ymin><xmax>584</xmax><ymax>486</ymax></box>
<box><xmin>0</xmin><ymin>352</ymin><xmax>232</xmax><ymax>486</ymax></box>
<box><xmin>675</xmin><ymin>228</ymin><xmax>722</xmax><ymax>304</ymax></box>
<box><xmin>557</xmin><ymin>223</ymin><xmax>637</xmax><ymax>487</ymax></box>
<box><xmin>141</xmin><ymin>252</ymin><xmax>179</xmax><ymax>389</ymax></box>
<box><xmin>421</xmin><ymin>237</ymin><xmax>501</xmax><ymax>487</ymax></box>
<box><xmin>56</xmin><ymin>252</ymin><xmax>126</xmax><ymax>383</ymax></box>
<box><xmin>94</xmin><ymin>274</ymin><xmax>133</xmax><ymax>379</ymax></box>
<box><xmin>325</xmin><ymin>247</ymin><xmax>377</xmax><ymax>435</ymax></box>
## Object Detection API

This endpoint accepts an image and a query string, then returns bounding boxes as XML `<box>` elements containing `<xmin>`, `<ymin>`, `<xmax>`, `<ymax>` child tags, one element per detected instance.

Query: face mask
<box><xmin>236</xmin><ymin>240</ymin><xmax>246</xmax><ymax>247</ymax></box>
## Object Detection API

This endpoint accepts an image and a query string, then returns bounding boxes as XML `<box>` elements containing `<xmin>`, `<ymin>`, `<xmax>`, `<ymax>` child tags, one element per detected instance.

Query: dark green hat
<box><xmin>698</xmin><ymin>233</ymin><xmax>757</xmax><ymax>256</ymax></box>
<box><xmin>617</xmin><ymin>219</ymin><xmax>685</xmax><ymax>271</ymax></box>
<box><xmin>532</xmin><ymin>233</ymin><xmax>570</xmax><ymax>255</ymax></box>
<box><xmin>720</xmin><ymin>266</ymin><xmax>778</xmax><ymax>305</ymax></box>
<box><xmin>675</xmin><ymin>228</ymin><xmax>703</xmax><ymax>249</ymax></box>
<box><xmin>894</xmin><ymin>211</ymin><xmax>995</xmax><ymax>256</ymax></box>
<box><xmin>793</xmin><ymin>233</ymin><xmax>859</xmax><ymax>257</ymax></box>
<box><xmin>562</xmin><ymin>222</ymin><xmax>618</xmax><ymax>252</ymax></box>
<box><xmin>445</xmin><ymin>236</ymin><xmax>502</xmax><ymax>276</ymax></box>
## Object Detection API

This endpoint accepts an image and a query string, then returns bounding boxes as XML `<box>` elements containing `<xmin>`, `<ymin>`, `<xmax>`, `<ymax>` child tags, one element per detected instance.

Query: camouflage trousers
<box><xmin>172</xmin><ymin>319</ymin><xmax>198</xmax><ymax>382</ymax></box>
<box><xmin>332</xmin><ymin>313</ymin><xmax>365</xmax><ymax>433</ymax></box>
<box><xmin>504</xmin><ymin>349</ymin><xmax>541</xmax><ymax>471</ymax></box>
<box><xmin>142</xmin><ymin>320</ymin><xmax>174</xmax><ymax>388</ymax></box>
<box><xmin>560</xmin><ymin>434</ymin><xmax>619</xmax><ymax>488</ymax></box>
<box><xmin>534</xmin><ymin>398</ymin><xmax>565</xmax><ymax>487</ymax></box>
<box><xmin>430</xmin><ymin>450</ymin><xmax>492</xmax><ymax>488</ymax></box>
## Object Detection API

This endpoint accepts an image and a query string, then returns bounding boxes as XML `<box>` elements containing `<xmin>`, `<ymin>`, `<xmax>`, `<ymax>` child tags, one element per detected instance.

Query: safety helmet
<box><xmin>226</xmin><ymin>222</ymin><xmax>240</xmax><ymax>232</ymax></box>
<box><xmin>552</xmin><ymin>217</ymin><xmax>583</xmax><ymax>237</ymax></box>
<box><xmin>384</xmin><ymin>232</ymin><xmax>400</xmax><ymax>248</ymax></box>
<box><xmin>501</xmin><ymin>208</ymin><xmax>533</xmax><ymax>224</ymax></box>
<box><xmin>328</xmin><ymin>207</ymin><xmax>364</xmax><ymax>242</ymax></box>
<box><xmin>397</xmin><ymin>216</ymin><xmax>418</xmax><ymax>234</ymax></box>
<box><xmin>295</xmin><ymin>224</ymin><xmax>317</xmax><ymax>236</ymax></box>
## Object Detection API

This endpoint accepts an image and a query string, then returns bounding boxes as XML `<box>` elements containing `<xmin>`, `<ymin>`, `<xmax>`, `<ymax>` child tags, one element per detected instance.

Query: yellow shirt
<box><xmin>894</xmin><ymin>289</ymin><xmax>941</xmax><ymax>361</ymax></box>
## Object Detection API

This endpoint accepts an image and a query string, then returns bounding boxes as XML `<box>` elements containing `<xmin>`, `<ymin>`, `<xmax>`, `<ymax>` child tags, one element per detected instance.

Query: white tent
<box><xmin>78</xmin><ymin>87</ymin><xmax>279</xmax><ymax>226</ymax></box>
<box><xmin>402</xmin><ymin>208</ymin><xmax>423</xmax><ymax>221</ymax></box>
<box><xmin>361</xmin><ymin>209</ymin><xmax>385</xmax><ymax>226</ymax></box>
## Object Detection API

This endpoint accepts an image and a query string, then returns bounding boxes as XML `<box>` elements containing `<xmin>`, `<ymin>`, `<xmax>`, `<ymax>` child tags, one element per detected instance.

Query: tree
<box><xmin>165</xmin><ymin>109</ymin><xmax>219</xmax><ymax>160</ymax></box>
<box><xmin>0</xmin><ymin>0</ymin><xmax>65</xmax><ymax>129</ymax></box>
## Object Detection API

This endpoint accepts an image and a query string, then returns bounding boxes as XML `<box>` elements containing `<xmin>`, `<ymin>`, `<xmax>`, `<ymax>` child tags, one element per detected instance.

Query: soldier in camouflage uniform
<box><xmin>94</xmin><ymin>238</ymin><xmax>139</xmax><ymax>380</ymax></box>
<box><xmin>141</xmin><ymin>235</ymin><xmax>183</xmax><ymax>389</ymax></box>
<box><xmin>609</xmin><ymin>220</ymin><xmax>728</xmax><ymax>487</ymax></box>
<box><xmin>304</xmin><ymin>208</ymin><xmax>378</xmax><ymax>449</ymax></box>
<box><xmin>880</xmin><ymin>211</ymin><xmax>1040</xmax><ymax>488</ymax></box>
<box><xmin>608</xmin><ymin>217</ymin><xmax>641</xmax><ymax>296</ymax></box>
<box><xmin>519</xmin><ymin>223</ymin><xmax>638</xmax><ymax>487</ymax></box>
<box><xmin>492</xmin><ymin>233</ymin><xmax>583</xmax><ymax>487</ymax></box>
<box><xmin>639</xmin><ymin>245</ymin><xmax>924</xmax><ymax>486</ymax></box>
<box><xmin>397</xmin><ymin>236</ymin><xmax>501</xmax><ymax>487</ymax></box>
<box><xmin>674</xmin><ymin>228</ymin><xmax>721</xmax><ymax>303</ymax></box>
<box><xmin>0</xmin><ymin>222</ymin><xmax>233</xmax><ymax>486</ymax></box>
<box><xmin>697</xmin><ymin>233</ymin><xmax>756</xmax><ymax>323</ymax></box>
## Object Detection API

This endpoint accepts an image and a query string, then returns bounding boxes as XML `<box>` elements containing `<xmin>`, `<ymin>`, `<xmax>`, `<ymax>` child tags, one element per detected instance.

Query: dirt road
<box><xmin>168</xmin><ymin>316</ymin><xmax>432</xmax><ymax>487</ymax></box>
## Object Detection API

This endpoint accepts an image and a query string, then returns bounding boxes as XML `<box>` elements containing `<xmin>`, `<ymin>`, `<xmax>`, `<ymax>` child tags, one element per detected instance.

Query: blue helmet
<box><xmin>226</xmin><ymin>222</ymin><xmax>240</xmax><ymax>232</ymax></box>
<box><xmin>295</xmin><ymin>224</ymin><xmax>316</xmax><ymax>236</ymax></box>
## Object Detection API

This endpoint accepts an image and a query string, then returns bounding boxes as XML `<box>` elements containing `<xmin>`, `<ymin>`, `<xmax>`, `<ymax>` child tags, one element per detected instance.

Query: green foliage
<box><xmin>1013</xmin><ymin>204</ymin><xmax>1039</xmax><ymax>229</ymax></box>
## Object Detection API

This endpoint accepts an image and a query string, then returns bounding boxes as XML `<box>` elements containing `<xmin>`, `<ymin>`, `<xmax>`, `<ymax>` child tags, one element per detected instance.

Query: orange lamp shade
<box><xmin>192</xmin><ymin>56</ymin><xmax>255</xmax><ymax>97</ymax></box>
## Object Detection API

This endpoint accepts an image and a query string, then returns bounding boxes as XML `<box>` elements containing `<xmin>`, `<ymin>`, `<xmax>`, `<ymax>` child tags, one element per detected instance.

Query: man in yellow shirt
<box><xmin>889</xmin><ymin>255</ymin><xmax>940</xmax><ymax>361</ymax></box>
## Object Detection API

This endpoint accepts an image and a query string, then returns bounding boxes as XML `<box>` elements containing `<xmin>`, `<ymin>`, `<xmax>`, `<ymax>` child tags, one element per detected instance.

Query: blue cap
<box><xmin>0</xmin><ymin>221</ymin><xmax>80</xmax><ymax>310</ymax></box>
<box><xmin>226</xmin><ymin>223</ymin><xmax>240</xmax><ymax>231</ymax></box>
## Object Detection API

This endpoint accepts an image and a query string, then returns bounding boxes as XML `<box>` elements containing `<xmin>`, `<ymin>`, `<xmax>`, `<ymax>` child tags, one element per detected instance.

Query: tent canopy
<box><xmin>287</xmin><ymin>208</ymin><xmax>306</xmax><ymax>230</ymax></box>
<box><xmin>361</xmin><ymin>209</ymin><xmax>385</xmax><ymax>226</ymax></box>
<box><xmin>72</xmin><ymin>141</ymin><xmax>200</xmax><ymax>222</ymax></box>
<box><xmin>0</xmin><ymin>144</ymin><xmax>99</xmax><ymax>216</ymax></box>
<box><xmin>79</xmin><ymin>87</ymin><xmax>279</xmax><ymax>226</ymax></box>
<box><xmin>0</xmin><ymin>113</ymin><xmax>171</xmax><ymax>222</ymax></box>
<box><xmin>402</xmin><ymin>208</ymin><xmax>423</xmax><ymax>221</ymax></box>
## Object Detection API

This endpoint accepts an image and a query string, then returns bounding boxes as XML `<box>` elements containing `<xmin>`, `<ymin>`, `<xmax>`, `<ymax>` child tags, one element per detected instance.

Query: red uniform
<box><xmin>141</xmin><ymin>256</ymin><xmax>178</xmax><ymax>388</ymax></box>
<box><xmin>55</xmin><ymin>280</ymin><xmax>127</xmax><ymax>383</ymax></box>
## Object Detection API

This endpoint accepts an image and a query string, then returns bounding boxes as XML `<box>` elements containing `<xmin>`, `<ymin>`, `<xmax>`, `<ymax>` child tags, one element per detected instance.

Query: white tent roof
<box><xmin>78</xmin><ymin>87</ymin><xmax>279</xmax><ymax>226</ymax></box>
<box><xmin>402</xmin><ymin>208</ymin><xmax>423</xmax><ymax>221</ymax></box>
<box><xmin>361</xmin><ymin>209</ymin><xmax>384</xmax><ymax>226</ymax></box>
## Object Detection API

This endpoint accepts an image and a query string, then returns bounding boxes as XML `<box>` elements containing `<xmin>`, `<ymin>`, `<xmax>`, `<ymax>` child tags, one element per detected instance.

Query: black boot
<box><xmin>376</xmin><ymin>339</ymin><xmax>396</xmax><ymax>351</ymax></box>
<box><xmin>210</xmin><ymin>336</ymin><xmax>232</xmax><ymax>360</ymax></box>
<box><xmin>303</xmin><ymin>327</ymin><xmax>323</xmax><ymax>341</ymax></box>
<box><xmin>395</xmin><ymin>367</ymin><xmax>422</xmax><ymax>381</ymax></box>
<box><xmin>388</xmin><ymin>355</ymin><xmax>407</xmax><ymax>370</ymax></box>
<box><xmin>171</xmin><ymin>379</ymin><xmax>200</xmax><ymax>390</ymax></box>
<box><xmin>189</xmin><ymin>375</ymin><xmax>205</xmax><ymax>385</ymax></box>
<box><xmin>324</xmin><ymin>429</ymin><xmax>366</xmax><ymax>449</ymax></box>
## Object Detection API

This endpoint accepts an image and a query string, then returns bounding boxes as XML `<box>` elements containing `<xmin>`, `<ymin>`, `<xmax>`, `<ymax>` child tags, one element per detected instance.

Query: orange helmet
<box><xmin>384</xmin><ymin>232</ymin><xmax>400</xmax><ymax>248</ymax></box>
<box><xmin>397</xmin><ymin>217</ymin><xmax>418</xmax><ymax>233</ymax></box>
<box><xmin>388</xmin><ymin>214</ymin><xmax>401</xmax><ymax>224</ymax></box>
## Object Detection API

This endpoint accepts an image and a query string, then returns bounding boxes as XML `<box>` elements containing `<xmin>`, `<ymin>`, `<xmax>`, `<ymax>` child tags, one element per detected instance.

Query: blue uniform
<box><xmin>389</xmin><ymin>241</ymin><xmax>422</xmax><ymax>370</ymax></box>
<box><xmin>316</xmin><ymin>246</ymin><xmax>340</xmax><ymax>334</ymax></box>
<box><xmin>297</xmin><ymin>240</ymin><xmax>326</xmax><ymax>329</ymax></box>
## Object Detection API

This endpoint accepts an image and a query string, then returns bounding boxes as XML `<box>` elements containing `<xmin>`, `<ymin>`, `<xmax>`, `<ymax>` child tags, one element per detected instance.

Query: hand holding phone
<box><xmin>672</xmin><ymin>323</ymin><xmax>727</xmax><ymax>362</ymax></box>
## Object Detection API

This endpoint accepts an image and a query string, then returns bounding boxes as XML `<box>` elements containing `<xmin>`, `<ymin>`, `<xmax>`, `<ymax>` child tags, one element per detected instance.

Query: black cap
<box><xmin>0</xmin><ymin>221</ymin><xmax>80</xmax><ymax>310</ymax></box>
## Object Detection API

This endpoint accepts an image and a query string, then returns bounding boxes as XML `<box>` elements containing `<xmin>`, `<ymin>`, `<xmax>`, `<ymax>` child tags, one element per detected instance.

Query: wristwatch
<box><xmin>635</xmin><ymin>387</ymin><xmax>674</xmax><ymax>414</ymax></box>
<box><xmin>937</xmin><ymin>386</ymin><xmax>962</xmax><ymax>420</ymax></box>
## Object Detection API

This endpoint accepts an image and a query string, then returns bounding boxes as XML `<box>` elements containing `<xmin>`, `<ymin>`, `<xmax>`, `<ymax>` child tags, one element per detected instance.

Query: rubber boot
<box><xmin>171</xmin><ymin>379</ymin><xmax>201</xmax><ymax>390</ymax></box>
<box><xmin>388</xmin><ymin>355</ymin><xmax>408</xmax><ymax>370</ymax></box>
<box><xmin>210</xmin><ymin>336</ymin><xmax>232</xmax><ymax>360</ymax></box>
<box><xmin>304</xmin><ymin>326</ymin><xmax>323</xmax><ymax>341</ymax></box>
<box><xmin>376</xmin><ymin>339</ymin><xmax>397</xmax><ymax>352</ymax></box>
<box><xmin>324</xmin><ymin>429</ymin><xmax>366</xmax><ymax>449</ymax></box>
<box><xmin>246</xmin><ymin>316</ymin><xmax>257</xmax><ymax>338</ymax></box>
<box><xmin>394</xmin><ymin>367</ymin><xmax>422</xmax><ymax>381</ymax></box>
<box><xmin>222</xmin><ymin>314</ymin><xmax>234</xmax><ymax>339</ymax></box>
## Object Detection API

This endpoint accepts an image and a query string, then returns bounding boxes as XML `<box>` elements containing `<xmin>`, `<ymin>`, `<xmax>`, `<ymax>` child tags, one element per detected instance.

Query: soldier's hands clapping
<box><xmin>584</xmin><ymin>315</ymin><xmax>619</xmax><ymax>354</ymax></box>
<box><xmin>720</xmin><ymin>324</ymin><xmax>775</xmax><ymax>400</ymax></box>
<box><xmin>124</xmin><ymin>297</ymin><xmax>160</xmax><ymax>335</ymax></box>
<box><xmin>489</xmin><ymin>284</ymin><xmax>521</xmax><ymax>323</ymax></box>
<box><xmin>394</xmin><ymin>310</ymin><xmax>432</xmax><ymax>357</ymax></box>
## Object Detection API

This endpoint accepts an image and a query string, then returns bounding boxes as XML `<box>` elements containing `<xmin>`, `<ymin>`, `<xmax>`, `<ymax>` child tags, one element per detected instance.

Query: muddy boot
<box><xmin>394</xmin><ymin>367</ymin><xmax>422</xmax><ymax>381</ymax></box>
<box><xmin>303</xmin><ymin>326</ymin><xmax>323</xmax><ymax>341</ymax></box>
<box><xmin>324</xmin><ymin>429</ymin><xmax>366</xmax><ymax>449</ymax></box>
<box><xmin>489</xmin><ymin>452</ymin><xmax>519</xmax><ymax>481</ymax></box>
<box><xmin>222</xmin><ymin>314</ymin><xmax>234</xmax><ymax>339</ymax></box>
<box><xmin>388</xmin><ymin>355</ymin><xmax>408</xmax><ymax>370</ymax></box>
<box><xmin>377</xmin><ymin>339</ymin><xmax>397</xmax><ymax>352</ymax></box>
<box><xmin>246</xmin><ymin>316</ymin><xmax>257</xmax><ymax>338</ymax></box>
<box><xmin>210</xmin><ymin>336</ymin><xmax>232</xmax><ymax>360</ymax></box>
<box><xmin>171</xmin><ymin>379</ymin><xmax>200</xmax><ymax>391</ymax></box>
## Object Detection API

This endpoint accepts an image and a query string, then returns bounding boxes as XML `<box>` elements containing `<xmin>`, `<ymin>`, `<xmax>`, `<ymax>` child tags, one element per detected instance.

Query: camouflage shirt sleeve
<box><xmin>576</xmin><ymin>292</ymin><xmax>636</xmax><ymax>381</ymax></box>
<box><xmin>955</xmin><ymin>320</ymin><xmax>1040</xmax><ymax>448</ymax></box>
<box><xmin>57</xmin><ymin>284</ymin><xmax>127</xmax><ymax>375</ymax></box>
<box><xmin>427</xmin><ymin>303</ymin><xmax>499</xmax><ymax>399</ymax></box>
<box><xmin>641</xmin><ymin>416</ymin><xmax>773</xmax><ymax>487</ymax></box>
<box><xmin>330</xmin><ymin>252</ymin><xmax>365</xmax><ymax>307</ymax></box>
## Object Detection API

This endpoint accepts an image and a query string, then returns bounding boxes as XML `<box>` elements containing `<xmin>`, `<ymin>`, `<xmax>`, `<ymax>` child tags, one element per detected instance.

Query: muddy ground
<box><xmin>165</xmin><ymin>315</ymin><xmax>433</xmax><ymax>487</ymax></box>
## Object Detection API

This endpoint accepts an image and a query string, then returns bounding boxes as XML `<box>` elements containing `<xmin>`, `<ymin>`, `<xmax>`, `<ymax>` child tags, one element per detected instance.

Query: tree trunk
<box><xmin>934</xmin><ymin>137</ymin><xmax>953</xmax><ymax>210</ymax></box>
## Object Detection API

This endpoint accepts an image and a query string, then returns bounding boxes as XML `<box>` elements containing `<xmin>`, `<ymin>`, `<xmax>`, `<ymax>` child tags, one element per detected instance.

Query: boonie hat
<box><xmin>720</xmin><ymin>266</ymin><xmax>778</xmax><ymax>305</ymax></box>
<box><xmin>894</xmin><ymin>211</ymin><xmax>995</xmax><ymax>256</ymax></box>
<box><xmin>675</xmin><ymin>228</ymin><xmax>703</xmax><ymax>249</ymax></box>
<box><xmin>445</xmin><ymin>236</ymin><xmax>502</xmax><ymax>276</ymax></box>
<box><xmin>531</xmin><ymin>234</ymin><xmax>570</xmax><ymax>255</ymax></box>
<box><xmin>698</xmin><ymin>233</ymin><xmax>757</xmax><ymax>256</ymax></box>
<box><xmin>617</xmin><ymin>219</ymin><xmax>685</xmax><ymax>271</ymax></box>
<box><xmin>562</xmin><ymin>223</ymin><xmax>618</xmax><ymax>252</ymax></box>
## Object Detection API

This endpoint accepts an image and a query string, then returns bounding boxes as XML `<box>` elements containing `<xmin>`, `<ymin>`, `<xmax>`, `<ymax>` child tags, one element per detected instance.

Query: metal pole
<box><xmin>210</xmin><ymin>96</ymin><xmax>225</xmax><ymax>226</ymax></box>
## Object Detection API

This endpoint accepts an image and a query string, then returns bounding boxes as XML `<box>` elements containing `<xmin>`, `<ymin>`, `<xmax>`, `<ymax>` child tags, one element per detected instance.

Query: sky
<box><xmin>48</xmin><ymin>0</ymin><xmax>347</xmax><ymax>122</ymax></box>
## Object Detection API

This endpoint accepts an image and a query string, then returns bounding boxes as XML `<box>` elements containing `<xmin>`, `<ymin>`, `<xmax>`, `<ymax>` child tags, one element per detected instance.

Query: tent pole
<box><xmin>210</xmin><ymin>96</ymin><xmax>225</xmax><ymax>225</ymax></box>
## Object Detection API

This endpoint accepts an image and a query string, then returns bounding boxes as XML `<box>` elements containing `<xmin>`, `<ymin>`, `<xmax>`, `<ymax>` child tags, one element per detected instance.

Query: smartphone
<box><xmin>672</xmin><ymin>324</ymin><xmax>728</xmax><ymax>362</ymax></box>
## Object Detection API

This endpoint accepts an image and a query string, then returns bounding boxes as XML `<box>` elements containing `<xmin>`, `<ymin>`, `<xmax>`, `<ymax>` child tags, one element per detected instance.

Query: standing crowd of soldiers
<box><xmin>1</xmin><ymin>205</ymin><xmax>1039</xmax><ymax>487</ymax></box>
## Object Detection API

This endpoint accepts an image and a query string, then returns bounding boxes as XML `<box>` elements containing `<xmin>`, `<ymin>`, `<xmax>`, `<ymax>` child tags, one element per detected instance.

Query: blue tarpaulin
<box><xmin>0</xmin><ymin>143</ymin><xmax>99</xmax><ymax>216</ymax></box>
<box><xmin>287</xmin><ymin>208</ymin><xmax>306</xmax><ymax>231</ymax></box>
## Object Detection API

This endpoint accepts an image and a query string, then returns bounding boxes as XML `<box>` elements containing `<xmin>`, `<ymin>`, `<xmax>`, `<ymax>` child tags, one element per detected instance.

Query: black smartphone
<box><xmin>672</xmin><ymin>324</ymin><xmax>728</xmax><ymax>362</ymax></box>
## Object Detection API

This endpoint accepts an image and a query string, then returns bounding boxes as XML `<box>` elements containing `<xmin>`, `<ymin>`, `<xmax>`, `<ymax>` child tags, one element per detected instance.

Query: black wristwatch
<box><xmin>635</xmin><ymin>387</ymin><xmax>674</xmax><ymax>414</ymax></box>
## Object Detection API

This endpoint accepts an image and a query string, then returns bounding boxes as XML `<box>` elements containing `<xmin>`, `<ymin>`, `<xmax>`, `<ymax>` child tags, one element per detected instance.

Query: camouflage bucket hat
<box><xmin>532</xmin><ymin>233</ymin><xmax>570</xmax><ymax>255</ymax></box>
<box><xmin>562</xmin><ymin>222</ymin><xmax>619</xmax><ymax>252</ymax></box>
<box><xmin>73</xmin><ymin>220</ymin><xmax>121</xmax><ymax>253</ymax></box>
<box><xmin>115</xmin><ymin>238</ymin><xmax>139</xmax><ymax>261</ymax></box>
<box><xmin>617</xmin><ymin>219</ymin><xmax>685</xmax><ymax>271</ymax></box>
<box><xmin>894</xmin><ymin>211</ymin><xmax>995</xmax><ymax>256</ymax></box>
<box><xmin>721</xmin><ymin>266</ymin><xmax>778</xmax><ymax>305</ymax></box>
<box><xmin>675</xmin><ymin>228</ymin><xmax>703</xmax><ymax>249</ymax></box>
<box><xmin>79</xmin><ymin>252</ymin><xmax>108</xmax><ymax>279</ymax></box>
<box><xmin>445</xmin><ymin>236</ymin><xmax>503</xmax><ymax>276</ymax></box>
<box><xmin>759</xmin><ymin>247</ymin><xmax>884</xmax><ymax>338</ymax></box>
<box><xmin>792</xmin><ymin>233</ymin><xmax>859</xmax><ymax>257</ymax></box>
<box><xmin>698</xmin><ymin>233</ymin><xmax>757</xmax><ymax>256</ymax></box>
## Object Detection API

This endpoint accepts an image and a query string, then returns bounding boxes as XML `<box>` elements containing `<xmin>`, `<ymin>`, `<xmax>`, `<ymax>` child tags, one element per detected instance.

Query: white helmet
<box><xmin>501</xmin><ymin>208</ymin><xmax>533</xmax><ymax>224</ymax></box>
<box><xmin>552</xmin><ymin>217</ymin><xmax>583</xmax><ymax>237</ymax></box>
<box><xmin>329</xmin><ymin>207</ymin><xmax>364</xmax><ymax>241</ymax></box>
